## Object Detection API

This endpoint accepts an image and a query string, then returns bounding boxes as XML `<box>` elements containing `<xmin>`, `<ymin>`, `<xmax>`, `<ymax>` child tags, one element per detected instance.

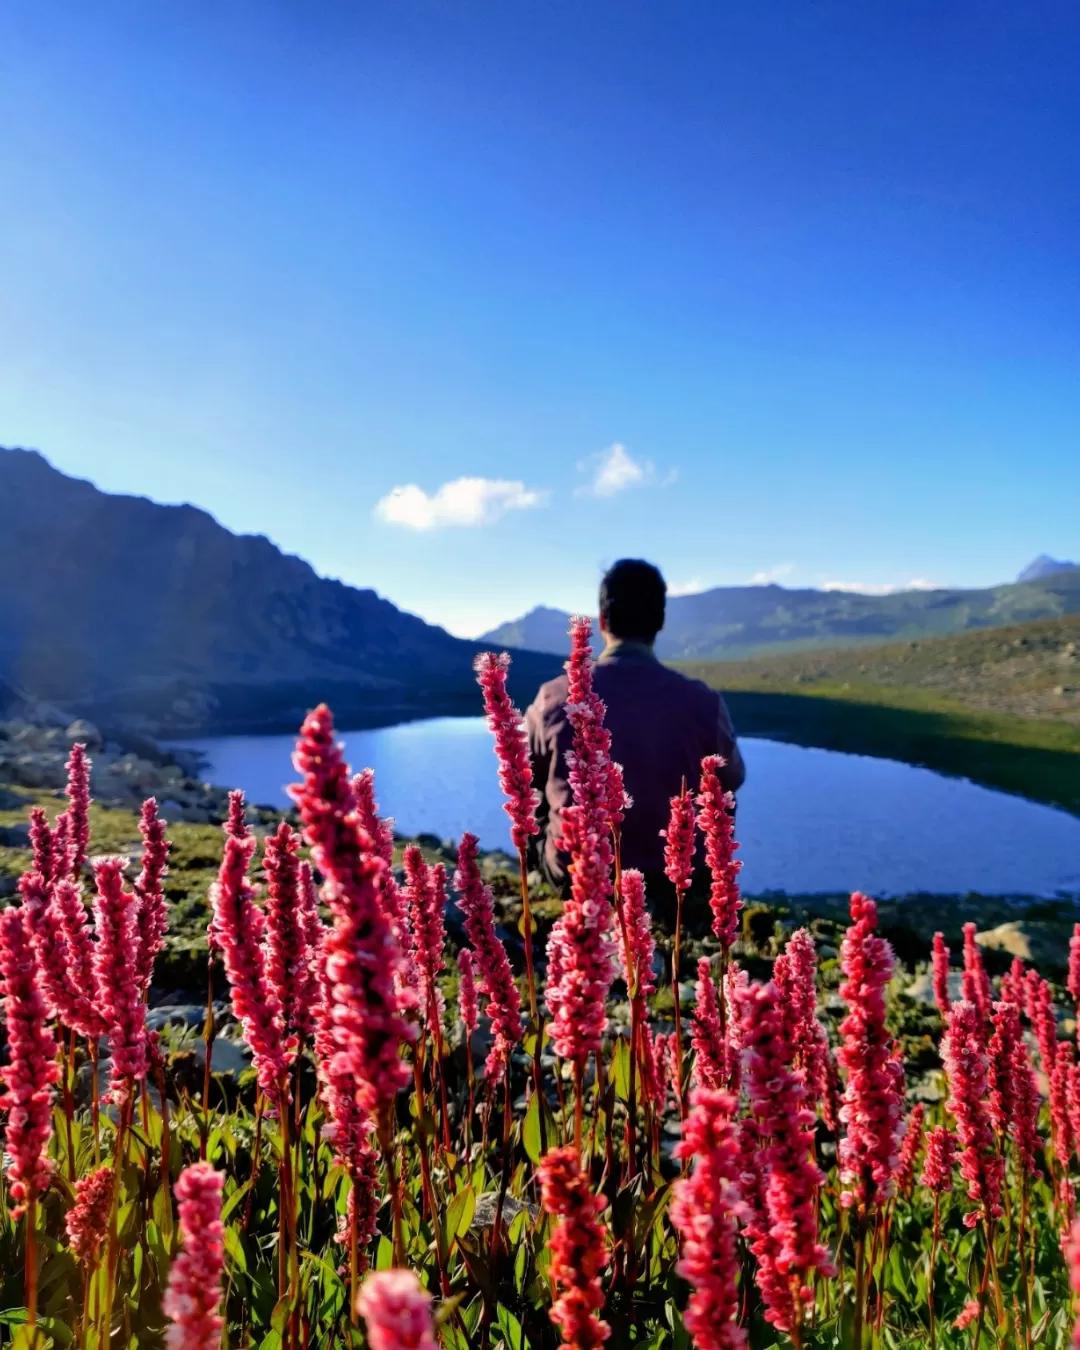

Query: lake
<box><xmin>171</xmin><ymin>718</ymin><xmax>1080</xmax><ymax>898</ymax></box>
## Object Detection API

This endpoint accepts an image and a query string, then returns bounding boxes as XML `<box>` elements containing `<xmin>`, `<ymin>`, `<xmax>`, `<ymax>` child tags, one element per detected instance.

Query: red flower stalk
<box><xmin>474</xmin><ymin>651</ymin><xmax>540</xmax><ymax>853</ymax></box>
<box><xmin>961</xmin><ymin>922</ymin><xmax>991</xmax><ymax>1027</ymax></box>
<box><xmin>670</xmin><ymin>1088</ymin><xmax>746</xmax><ymax>1350</ymax></box>
<box><xmin>0</xmin><ymin>906</ymin><xmax>59</xmax><ymax>1216</ymax></box>
<box><xmin>920</xmin><ymin>1125</ymin><xmax>956</xmax><ymax>1193</ymax></box>
<box><xmin>1066</xmin><ymin>1220</ymin><xmax>1080</xmax><ymax>1350</ymax></box>
<box><xmin>942</xmin><ymin>999</ymin><xmax>1005</xmax><ymax>1228</ymax></box>
<box><xmin>1070</xmin><ymin>924</ymin><xmax>1080</xmax><ymax>1016</ymax></box>
<box><xmin>351</xmin><ymin>770</ymin><xmax>412</xmax><ymax>965</ymax></box>
<box><xmin>546</xmin><ymin>617</ymin><xmax>619</xmax><ymax>1062</ymax></box>
<box><xmin>31</xmin><ymin>880</ymin><xmax>90</xmax><ymax>1032</ymax></box>
<box><xmin>209</xmin><ymin>797</ymin><xmax>292</xmax><ymax>1097</ymax></box>
<box><xmin>616</xmin><ymin>868</ymin><xmax>655</xmax><ymax>999</ymax></box>
<box><xmin>453</xmin><ymin>833</ymin><xmax>521</xmax><ymax>1079</ymax></box>
<box><xmin>290</xmin><ymin>708</ymin><xmax>415</xmax><ymax>1121</ymax></box>
<box><xmin>988</xmin><ymin>999</ymin><xmax>1022</xmax><ymax>1139</ymax></box>
<box><xmin>91</xmin><ymin>858</ymin><xmax>149</xmax><ymax>1089</ymax></box>
<box><xmin>356</xmin><ymin>1269</ymin><xmax>438</xmax><ymax>1350</ymax></box>
<box><xmin>837</xmin><ymin>893</ymin><xmax>906</xmax><ymax>1214</ymax></box>
<box><xmin>696</xmin><ymin>756</ymin><xmax>742</xmax><ymax>949</ymax></box>
<box><xmin>163</xmin><ymin>1162</ymin><xmax>225</xmax><ymax>1350</ymax></box>
<box><xmin>334</xmin><ymin>1144</ymin><xmax>380</xmax><ymax>1273</ymax></box>
<box><xmin>351</xmin><ymin>769</ymin><xmax>395</xmax><ymax>868</ymax></box>
<box><xmin>895</xmin><ymin>1103</ymin><xmax>925</xmax><ymax>1199</ymax></box>
<box><xmin>263</xmin><ymin>821</ymin><xmax>318</xmax><ymax>1043</ymax></box>
<box><xmin>1002</xmin><ymin>956</ymin><xmax>1026</xmax><ymax>1007</ymax></box>
<box><xmin>931</xmin><ymin>932</ymin><xmax>951</xmax><ymax>1015</ymax></box>
<box><xmin>639</xmin><ymin>1025</ymin><xmax>667</xmax><ymax>1110</ymax></box>
<box><xmin>1051</xmin><ymin>1042</ymin><xmax>1077</xmax><ymax>1174</ymax></box>
<box><xmin>1012</xmin><ymin>1035</ymin><xmax>1042</xmax><ymax>1177</ymax></box>
<box><xmin>49</xmin><ymin>879</ymin><xmax>107</xmax><ymax>1039</ymax></box>
<box><xmin>63</xmin><ymin>742</ymin><xmax>92</xmax><ymax>881</ymax></box>
<box><xmin>1026</xmin><ymin>970</ymin><xmax>1059</xmax><ymax>1073</ymax></box>
<box><xmin>690</xmin><ymin>958</ymin><xmax>729</xmax><ymax>1091</ymax></box>
<box><xmin>133</xmin><ymin>798</ymin><xmax>170</xmax><ymax>1000</ymax></box>
<box><xmin>740</xmin><ymin>980</ymin><xmax>833</xmax><ymax>1331</ymax></box>
<box><xmin>537</xmin><ymin>1145</ymin><xmax>611</xmax><ymax>1350</ymax></box>
<box><xmin>65</xmin><ymin>1164</ymin><xmax>114</xmax><ymax>1263</ymax></box>
<box><xmin>458</xmin><ymin>948</ymin><xmax>479</xmax><ymax>1041</ymax></box>
<box><xmin>774</xmin><ymin>928</ymin><xmax>830</xmax><ymax>1113</ymax></box>
<box><xmin>402</xmin><ymin>846</ymin><xmax>447</xmax><ymax>1024</ymax></box>
<box><xmin>662</xmin><ymin>786</ymin><xmax>696</xmax><ymax>895</ymax></box>
<box><xmin>27</xmin><ymin>807</ymin><xmax>61</xmax><ymax>891</ymax></box>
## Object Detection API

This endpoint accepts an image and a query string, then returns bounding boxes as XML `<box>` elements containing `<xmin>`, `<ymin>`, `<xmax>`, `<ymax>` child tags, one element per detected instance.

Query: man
<box><xmin>526</xmin><ymin>558</ymin><xmax>744</xmax><ymax>899</ymax></box>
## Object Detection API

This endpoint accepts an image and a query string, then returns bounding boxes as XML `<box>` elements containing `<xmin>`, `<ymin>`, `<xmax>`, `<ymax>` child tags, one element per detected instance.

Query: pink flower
<box><xmin>62</xmin><ymin>742</ymin><xmax>92</xmax><ymax>881</ymax></box>
<box><xmin>31</xmin><ymin>879</ymin><xmax>90</xmax><ymax>1032</ymax></box>
<box><xmin>1051</xmin><ymin>1042</ymin><xmax>1077</xmax><ymax>1175</ymax></box>
<box><xmin>931</xmin><ymin>932</ymin><xmax>951</xmax><ymax>1015</ymax></box>
<box><xmin>351</xmin><ymin>769</ymin><xmax>396</xmax><ymax>868</ymax></box>
<box><xmin>774</xmin><ymin>928</ymin><xmax>830</xmax><ymax>1114</ymax></box>
<box><xmin>690</xmin><ymin>958</ymin><xmax>730</xmax><ymax>1091</ymax></box>
<box><xmin>616</xmin><ymin>869</ymin><xmax>655</xmax><ymax>999</ymax></box>
<box><xmin>91</xmin><ymin>857</ymin><xmax>149</xmax><ymax>1089</ymax></box>
<box><xmin>28</xmin><ymin>806</ymin><xmax>61</xmax><ymax>891</ymax></box>
<box><xmin>356</xmin><ymin>1269</ymin><xmax>438</xmax><ymax>1350</ymax></box>
<box><xmin>537</xmin><ymin>1145</ymin><xmax>611</xmax><ymax>1350</ymax></box>
<box><xmin>942</xmin><ymin>1000</ymin><xmax>1004</xmax><ymax>1228</ymax></box>
<box><xmin>954</xmin><ymin>1301</ymin><xmax>981</xmax><ymax>1331</ymax></box>
<box><xmin>475</xmin><ymin>651</ymin><xmax>540</xmax><ymax>853</ymax></box>
<box><xmin>696</xmin><ymin>756</ymin><xmax>742</xmax><ymax>948</ymax></box>
<box><xmin>1002</xmin><ymin>956</ymin><xmax>1026</xmax><ymax>1008</ymax></box>
<box><xmin>209</xmin><ymin>796</ymin><xmax>292</xmax><ymax>1098</ymax></box>
<box><xmin>895</xmin><ymin>1103</ymin><xmax>925</xmax><ymax>1199</ymax></box>
<box><xmin>837</xmin><ymin>893</ymin><xmax>906</xmax><ymax>1214</ymax></box>
<box><xmin>1070</xmin><ymin>925</ymin><xmax>1080</xmax><ymax>1012</ymax></box>
<box><xmin>961</xmin><ymin>923</ymin><xmax>991</xmax><ymax>1027</ymax></box>
<box><xmin>0</xmin><ymin>906</ymin><xmax>59</xmax><ymax>1216</ymax></box>
<box><xmin>65</xmin><ymin>1164</ymin><xmax>114</xmax><ymax>1263</ymax></box>
<box><xmin>163</xmin><ymin>1163</ymin><xmax>225</xmax><ymax>1350</ymax></box>
<box><xmin>403</xmin><ymin>846</ymin><xmax>447</xmax><ymax>1026</ymax></box>
<box><xmin>1012</xmin><ymin>1035</ymin><xmax>1042</xmax><ymax>1178</ymax></box>
<box><xmin>290</xmin><ymin>705</ymin><xmax>415</xmax><ymax>1121</ymax></box>
<box><xmin>740</xmin><ymin>980</ymin><xmax>833</xmax><ymax>1332</ymax></box>
<box><xmin>920</xmin><ymin>1125</ymin><xmax>956</xmax><ymax>1193</ymax></box>
<box><xmin>662</xmin><ymin>786</ymin><xmax>696</xmax><ymax>895</ymax></box>
<box><xmin>457</xmin><ymin>948</ymin><xmax>479</xmax><ymax>1041</ymax></box>
<box><xmin>639</xmin><ymin>1025</ymin><xmax>667</xmax><ymax>1110</ymax></box>
<box><xmin>546</xmin><ymin>617</ymin><xmax>619</xmax><ymax>1061</ymax></box>
<box><xmin>670</xmin><ymin>1088</ymin><xmax>746</xmax><ymax>1350</ymax></box>
<box><xmin>1066</xmin><ymin>1220</ymin><xmax>1080</xmax><ymax>1349</ymax></box>
<box><xmin>453</xmin><ymin>833</ymin><xmax>521</xmax><ymax>1079</ymax></box>
<box><xmin>263</xmin><ymin>821</ymin><xmax>318</xmax><ymax>1043</ymax></box>
<box><xmin>334</xmin><ymin>1143</ymin><xmax>380</xmax><ymax>1274</ymax></box>
<box><xmin>133</xmin><ymin>798</ymin><xmax>170</xmax><ymax>1000</ymax></box>
<box><xmin>351</xmin><ymin>770</ymin><xmax>411</xmax><ymax>959</ymax></box>
<box><xmin>1026</xmin><ymin>969</ymin><xmax>1059</xmax><ymax>1074</ymax></box>
<box><xmin>49</xmin><ymin>878</ymin><xmax>107</xmax><ymax>1039</ymax></box>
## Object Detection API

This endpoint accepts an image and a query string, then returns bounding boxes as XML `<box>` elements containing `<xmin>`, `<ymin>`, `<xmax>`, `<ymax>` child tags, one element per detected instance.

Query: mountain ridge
<box><xmin>1</xmin><ymin>447</ymin><xmax>559</xmax><ymax>736</ymax></box>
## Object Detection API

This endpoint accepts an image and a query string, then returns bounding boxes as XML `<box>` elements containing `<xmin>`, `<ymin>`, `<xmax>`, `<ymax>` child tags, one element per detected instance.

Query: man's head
<box><xmin>598</xmin><ymin>559</ymin><xmax>667</xmax><ymax>645</ymax></box>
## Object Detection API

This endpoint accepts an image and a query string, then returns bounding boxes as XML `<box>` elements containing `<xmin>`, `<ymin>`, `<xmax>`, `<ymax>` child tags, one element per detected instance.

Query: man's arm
<box><xmin>716</xmin><ymin>694</ymin><xmax>746</xmax><ymax>793</ymax></box>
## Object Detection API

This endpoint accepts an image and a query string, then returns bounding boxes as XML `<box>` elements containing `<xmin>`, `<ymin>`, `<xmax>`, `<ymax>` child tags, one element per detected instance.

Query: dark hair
<box><xmin>598</xmin><ymin>559</ymin><xmax>667</xmax><ymax>642</ymax></box>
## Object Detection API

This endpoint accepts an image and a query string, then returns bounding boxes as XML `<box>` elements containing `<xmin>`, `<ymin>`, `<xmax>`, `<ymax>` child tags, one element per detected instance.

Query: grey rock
<box><xmin>0</xmin><ymin>822</ymin><xmax>30</xmax><ymax>847</ymax></box>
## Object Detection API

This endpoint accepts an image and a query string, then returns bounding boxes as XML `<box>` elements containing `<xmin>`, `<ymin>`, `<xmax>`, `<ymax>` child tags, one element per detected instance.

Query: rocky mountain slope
<box><xmin>1</xmin><ymin>448</ymin><xmax>558</xmax><ymax>735</ymax></box>
<box><xmin>483</xmin><ymin>565</ymin><xmax>1080</xmax><ymax>662</ymax></box>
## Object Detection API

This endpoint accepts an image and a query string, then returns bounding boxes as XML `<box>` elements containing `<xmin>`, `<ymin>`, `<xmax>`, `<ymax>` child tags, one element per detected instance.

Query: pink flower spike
<box><xmin>1066</xmin><ymin>1220</ymin><xmax>1080</xmax><ymax>1349</ymax></box>
<box><xmin>356</xmin><ymin>1269</ymin><xmax>438</xmax><ymax>1350</ymax></box>
<box><xmin>91</xmin><ymin>857</ymin><xmax>149</xmax><ymax>1090</ymax></box>
<box><xmin>65</xmin><ymin>1164</ymin><xmax>114</xmax><ymax>1264</ymax></box>
<box><xmin>290</xmin><ymin>705</ymin><xmax>415</xmax><ymax>1121</ymax></box>
<box><xmin>403</xmin><ymin>846</ymin><xmax>447</xmax><ymax>1026</ymax></box>
<box><xmin>662</xmin><ymin>786</ymin><xmax>696</xmax><ymax>895</ymax></box>
<box><xmin>837</xmin><ymin>892</ymin><xmax>906</xmax><ymax>1215</ymax></box>
<box><xmin>931</xmin><ymin>932</ymin><xmax>951</xmax><ymax>1015</ymax></box>
<box><xmin>0</xmin><ymin>906</ymin><xmax>59</xmax><ymax>1217</ymax></box>
<box><xmin>696</xmin><ymin>756</ymin><xmax>742</xmax><ymax>948</ymax></box>
<box><xmin>1069</xmin><ymin>924</ymin><xmax>1080</xmax><ymax>1014</ymax></box>
<box><xmin>28</xmin><ymin>806</ymin><xmax>60</xmax><ymax>891</ymax></box>
<box><xmin>774</xmin><ymin>928</ymin><xmax>830</xmax><ymax>1114</ymax></box>
<box><xmin>1026</xmin><ymin>970</ymin><xmax>1059</xmax><ymax>1073</ymax></box>
<box><xmin>671</xmin><ymin>1088</ymin><xmax>746</xmax><ymax>1350</ymax></box>
<box><xmin>458</xmin><ymin>948</ymin><xmax>479</xmax><ymax>1041</ymax></box>
<box><xmin>133</xmin><ymin>798</ymin><xmax>170</xmax><ymax>1000</ymax></box>
<box><xmin>988</xmin><ymin>999</ymin><xmax>1022</xmax><ymax>1140</ymax></box>
<box><xmin>942</xmin><ymin>1000</ymin><xmax>1004</xmax><ymax>1228</ymax></box>
<box><xmin>537</xmin><ymin>1145</ymin><xmax>611</xmax><ymax>1350</ymax></box>
<box><xmin>264</xmin><ymin>821</ymin><xmax>318</xmax><ymax>1044</ymax></box>
<box><xmin>895</xmin><ymin>1103</ymin><xmax>925</xmax><ymax>1199</ymax></box>
<box><xmin>617</xmin><ymin>869</ymin><xmax>655</xmax><ymax>999</ymax></box>
<box><xmin>63</xmin><ymin>742</ymin><xmax>92</xmax><ymax>881</ymax></box>
<box><xmin>31</xmin><ymin>881</ymin><xmax>89</xmax><ymax>1032</ymax></box>
<box><xmin>453</xmin><ymin>834</ymin><xmax>521</xmax><ymax>1079</ymax></box>
<box><xmin>920</xmin><ymin>1125</ymin><xmax>956</xmax><ymax>1193</ymax></box>
<box><xmin>163</xmin><ymin>1163</ymin><xmax>225</xmax><ymax>1350</ymax></box>
<box><xmin>690</xmin><ymin>957</ymin><xmax>729</xmax><ymax>1091</ymax></box>
<box><xmin>961</xmin><ymin>922</ymin><xmax>992</xmax><ymax>1027</ymax></box>
<box><xmin>49</xmin><ymin>879</ymin><xmax>107</xmax><ymax>1040</ymax></box>
<box><xmin>474</xmin><ymin>651</ymin><xmax>540</xmax><ymax>853</ymax></box>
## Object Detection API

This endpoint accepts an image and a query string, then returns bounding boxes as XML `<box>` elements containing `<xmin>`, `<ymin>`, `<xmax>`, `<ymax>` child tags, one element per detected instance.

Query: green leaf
<box><xmin>224</xmin><ymin>1224</ymin><xmax>248</xmax><ymax>1275</ymax></box>
<box><xmin>375</xmin><ymin>1235</ymin><xmax>394</xmax><ymax>1270</ymax></box>
<box><xmin>260</xmin><ymin>1334</ymin><xmax>283</xmax><ymax>1350</ymax></box>
<box><xmin>611</xmin><ymin>1036</ymin><xmax>632</xmax><ymax>1102</ymax></box>
<box><xmin>522</xmin><ymin>1095</ymin><xmax>543</xmax><ymax>1164</ymax></box>
<box><xmin>495</xmin><ymin>1305</ymin><xmax>527</xmax><ymax>1350</ymax></box>
<box><xmin>445</xmin><ymin>1185</ymin><xmax>476</xmax><ymax>1247</ymax></box>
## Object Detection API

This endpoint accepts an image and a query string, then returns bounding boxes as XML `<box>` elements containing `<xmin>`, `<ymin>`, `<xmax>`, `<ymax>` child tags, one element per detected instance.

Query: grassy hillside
<box><xmin>682</xmin><ymin>614</ymin><xmax>1080</xmax><ymax>815</ymax></box>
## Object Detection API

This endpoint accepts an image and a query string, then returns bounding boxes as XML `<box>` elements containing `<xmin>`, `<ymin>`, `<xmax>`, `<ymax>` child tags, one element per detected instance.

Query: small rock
<box><xmin>0</xmin><ymin>822</ymin><xmax>30</xmax><ymax>847</ymax></box>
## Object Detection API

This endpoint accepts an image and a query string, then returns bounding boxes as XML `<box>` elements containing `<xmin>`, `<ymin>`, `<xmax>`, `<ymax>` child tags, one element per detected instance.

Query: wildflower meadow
<box><xmin>3</xmin><ymin>616</ymin><xmax>1080</xmax><ymax>1349</ymax></box>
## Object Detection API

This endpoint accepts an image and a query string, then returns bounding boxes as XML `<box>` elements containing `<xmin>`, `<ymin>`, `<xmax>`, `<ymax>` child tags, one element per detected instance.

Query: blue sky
<box><xmin>1</xmin><ymin>1</ymin><xmax>1077</xmax><ymax>636</ymax></box>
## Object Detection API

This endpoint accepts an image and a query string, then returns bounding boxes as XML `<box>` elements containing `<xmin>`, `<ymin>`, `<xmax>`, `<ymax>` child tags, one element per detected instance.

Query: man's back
<box><xmin>526</xmin><ymin>641</ymin><xmax>744</xmax><ymax>883</ymax></box>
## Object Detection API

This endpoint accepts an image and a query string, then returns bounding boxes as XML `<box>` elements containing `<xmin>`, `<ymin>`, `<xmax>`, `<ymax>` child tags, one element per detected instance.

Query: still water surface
<box><xmin>173</xmin><ymin>718</ymin><xmax>1080</xmax><ymax>897</ymax></box>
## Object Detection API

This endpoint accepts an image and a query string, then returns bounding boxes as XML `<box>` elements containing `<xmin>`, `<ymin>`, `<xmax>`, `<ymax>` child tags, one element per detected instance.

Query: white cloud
<box><xmin>576</xmin><ymin>443</ymin><xmax>671</xmax><ymax>497</ymax></box>
<box><xmin>668</xmin><ymin>577</ymin><xmax>706</xmax><ymax>597</ymax></box>
<box><xmin>821</xmin><ymin>577</ymin><xmax>941</xmax><ymax>596</ymax></box>
<box><xmin>748</xmin><ymin>563</ymin><xmax>795</xmax><ymax>586</ymax></box>
<box><xmin>374</xmin><ymin>477</ymin><xmax>548</xmax><ymax>530</ymax></box>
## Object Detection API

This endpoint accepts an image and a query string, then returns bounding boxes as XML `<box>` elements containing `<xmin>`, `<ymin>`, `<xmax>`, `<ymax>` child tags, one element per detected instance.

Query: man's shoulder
<box><xmin>651</xmin><ymin>661</ymin><xmax>722</xmax><ymax>707</ymax></box>
<box><xmin>529</xmin><ymin>673</ymin><xmax>571</xmax><ymax>720</ymax></box>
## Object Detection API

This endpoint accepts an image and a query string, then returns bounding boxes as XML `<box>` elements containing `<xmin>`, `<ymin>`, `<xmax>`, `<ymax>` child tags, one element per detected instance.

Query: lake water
<box><xmin>171</xmin><ymin>718</ymin><xmax>1080</xmax><ymax>898</ymax></box>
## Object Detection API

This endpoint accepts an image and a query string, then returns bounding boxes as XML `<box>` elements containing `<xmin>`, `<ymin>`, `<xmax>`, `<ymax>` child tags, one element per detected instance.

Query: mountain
<box><xmin>483</xmin><ymin>572</ymin><xmax>1080</xmax><ymax>663</ymax></box>
<box><xmin>1016</xmin><ymin>555</ymin><xmax>1078</xmax><ymax>583</ymax></box>
<box><xmin>0</xmin><ymin>448</ymin><xmax>559</xmax><ymax>735</ymax></box>
<box><xmin>481</xmin><ymin>606</ymin><xmax>601</xmax><ymax>657</ymax></box>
